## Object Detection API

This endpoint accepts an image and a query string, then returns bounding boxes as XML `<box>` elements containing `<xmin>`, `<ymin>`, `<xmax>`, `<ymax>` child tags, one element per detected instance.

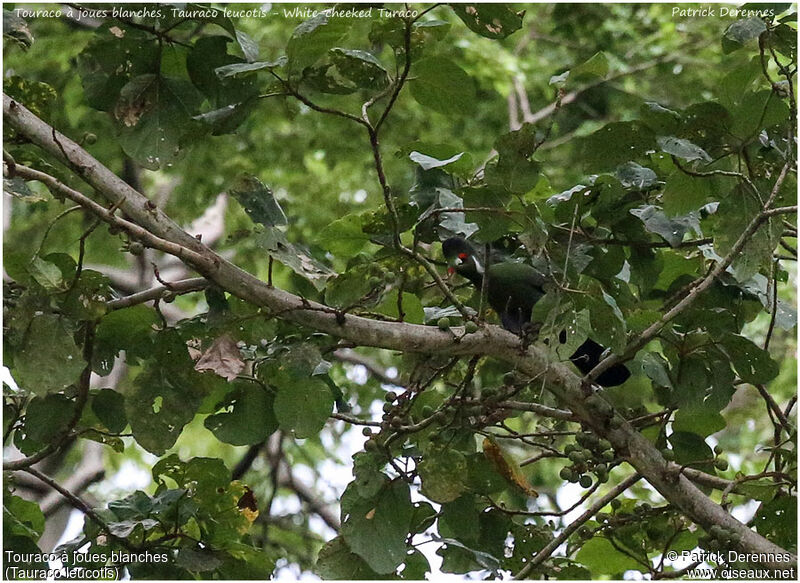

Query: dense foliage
<box><xmin>3</xmin><ymin>3</ymin><xmax>797</xmax><ymax>580</ymax></box>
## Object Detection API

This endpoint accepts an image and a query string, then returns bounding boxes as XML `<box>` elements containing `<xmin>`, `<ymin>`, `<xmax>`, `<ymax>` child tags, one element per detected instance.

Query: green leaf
<box><xmin>376</xmin><ymin>289</ymin><xmax>424</xmax><ymax>325</ymax></box>
<box><xmin>669</xmin><ymin>431</ymin><xmax>714</xmax><ymax>472</ymax></box>
<box><xmin>450</xmin><ymin>4</ymin><xmax>524</xmax><ymax>39</ymax></box>
<box><xmin>673</xmin><ymin>404</ymin><xmax>726</xmax><ymax>436</ymax></box>
<box><xmin>341</xmin><ymin>480</ymin><xmax>413</xmax><ymax>574</ymax></box>
<box><xmin>315</xmin><ymin>536</ymin><xmax>386</xmax><ymax>580</ymax></box>
<box><xmin>94</xmin><ymin>305</ymin><xmax>157</xmax><ymax>371</ymax></box>
<box><xmin>27</xmin><ymin>255</ymin><xmax>65</xmax><ymax>291</ymax></box>
<box><xmin>410</xmin><ymin>57</ymin><xmax>476</xmax><ymax>115</ymax></box>
<box><xmin>77</xmin><ymin>25</ymin><xmax>159</xmax><ymax>111</ymax></box>
<box><xmin>273</xmin><ymin>377</ymin><xmax>333</xmax><ymax>439</ymax></box>
<box><xmin>581</xmin><ymin>121</ymin><xmax>656</xmax><ymax>171</ymax></box>
<box><xmin>214</xmin><ymin>60</ymin><xmax>282</xmax><ymax>78</ymax></box>
<box><xmin>418</xmin><ymin>448</ymin><xmax>467</xmax><ymax>503</ymax></box>
<box><xmin>571</xmin><ymin>51</ymin><xmax>609</xmax><ymax>81</ymax></box>
<box><xmin>656</xmin><ymin>136</ymin><xmax>712</xmax><ymax>163</ymax></box>
<box><xmin>91</xmin><ymin>388</ymin><xmax>127</xmax><ymax>433</ymax></box>
<box><xmin>4</xmin><ymin>494</ymin><xmax>46</xmax><ymax>540</ymax></box>
<box><xmin>716</xmin><ymin>186</ymin><xmax>776</xmax><ymax>281</ymax></box>
<box><xmin>722</xmin><ymin>17</ymin><xmax>767</xmax><ymax>53</ymax></box>
<box><xmin>115</xmin><ymin>75</ymin><xmax>203</xmax><ymax>170</ymax></box>
<box><xmin>754</xmin><ymin>496</ymin><xmax>796</xmax><ymax>549</ymax></box>
<box><xmin>353</xmin><ymin>452</ymin><xmax>388</xmax><ymax>499</ymax></box>
<box><xmin>409</xmin><ymin>150</ymin><xmax>464</xmax><ymax>171</ymax></box>
<box><xmin>662</xmin><ymin>170</ymin><xmax>713</xmax><ymax>217</ymax></box>
<box><xmin>639</xmin><ymin>102</ymin><xmax>682</xmax><ymax>134</ymax></box>
<box><xmin>15</xmin><ymin>394</ymin><xmax>75</xmax><ymax>455</ymax></box>
<box><xmin>3</xmin><ymin>10</ymin><xmax>33</xmax><ymax>49</ymax></box>
<box><xmin>486</xmin><ymin>124</ymin><xmax>542</xmax><ymax>194</ymax></box>
<box><xmin>287</xmin><ymin>14</ymin><xmax>350</xmax><ymax>76</ymax></box>
<box><xmin>317</xmin><ymin>214</ymin><xmax>370</xmax><ymax>256</ymax></box>
<box><xmin>204</xmin><ymin>382</ymin><xmax>278</xmax><ymax>445</ymax></box>
<box><xmin>125</xmin><ymin>335</ymin><xmax>208</xmax><ymax>455</ymax></box>
<box><xmin>719</xmin><ymin>333</ymin><xmax>779</xmax><ymax>384</ymax></box>
<box><xmin>329</xmin><ymin>48</ymin><xmax>389</xmax><ymax>91</ymax></box>
<box><xmin>230</xmin><ymin>174</ymin><xmax>287</xmax><ymax>227</ymax></box>
<box><xmin>176</xmin><ymin>546</ymin><xmax>224</xmax><ymax>573</ymax></box>
<box><xmin>616</xmin><ymin>162</ymin><xmax>658</xmax><ymax>189</ymax></box>
<box><xmin>12</xmin><ymin>314</ymin><xmax>85</xmax><ymax>396</ymax></box>
<box><xmin>575</xmin><ymin>537</ymin><xmax>642</xmax><ymax>575</ymax></box>
<box><xmin>256</xmin><ymin>227</ymin><xmax>335</xmax><ymax>291</ymax></box>
<box><xmin>629</xmin><ymin>205</ymin><xmax>696</xmax><ymax>247</ymax></box>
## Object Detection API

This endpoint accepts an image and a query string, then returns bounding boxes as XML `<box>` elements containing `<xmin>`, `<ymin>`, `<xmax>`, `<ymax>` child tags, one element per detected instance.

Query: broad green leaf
<box><xmin>315</xmin><ymin>536</ymin><xmax>386</xmax><ymax>580</ymax></box>
<box><xmin>214</xmin><ymin>60</ymin><xmax>283</xmax><ymax>78</ymax></box>
<box><xmin>376</xmin><ymin>289</ymin><xmax>424</xmax><ymax>325</ymax></box>
<box><xmin>719</xmin><ymin>333</ymin><xmax>779</xmax><ymax>384</ymax></box>
<box><xmin>575</xmin><ymin>537</ymin><xmax>642</xmax><ymax>575</ymax></box>
<box><xmin>94</xmin><ymin>305</ymin><xmax>157</xmax><ymax>371</ymax></box>
<box><xmin>722</xmin><ymin>17</ymin><xmax>767</xmax><ymax>53</ymax></box>
<box><xmin>126</xmin><ymin>334</ymin><xmax>209</xmax><ymax>455</ymax></box>
<box><xmin>581</xmin><ymin>121</ymin><xmax>656</xmax><ymax>171</ymax></box>
<box><xmin>451</xmin><ymin>4</ymin><xmax>524</xmax><ymax>39</ymax></box>
<box><xmin>16</xmin><ymin>394</ymin><xmax>76</xmax><ymax>454</ymax></box>
<box><xmin>77</xmin><ymin>25</ymin><xmax>159</xmax><ymax>111</ymax></box>
<box><xmin>317</xmin><ymin>214</ymin><xmax>370</xmax><ymax>256</ymax></box>
<box><xmin>329</xmin><ymin>48</ymin><xmax>389</xmax><ymax>91</ymax></box>
<box><xmin>656</xmin><ymin>136</ymin><xmax>712</xmax><ymax>163</ymax></box>
<box><xmin>629</xmin><ymin>205</ymin><xmax>697</xmax><ymax>247</ymax></box>
<box><xmin>616</xmin><ymin>162</ymin><xmax>658</xmax><ymax>189</ymax></box>
<box><xmin>410</xmin><ymin>57</ymin><xmax>475</xmax><ymax>115</ymax></box>
<box><xmin>673</xmin><ymin>404</ymin><xmax>726</xmax><ymax>436</ymax></box>
<box><xmin>486</xmin><ymin>124</ymin><xmax>542</xmax><ymax>194</ymax></box>
<box><xmin>204</xmin><ymin>382</ymin><xmax>278</xmax><ymax>445</ymax></box>
<box><xmin>4</xmin><ymin>494</ymin><xmax>46</xmax><ymax>540</ymax></box>
<box><xmin>12</xmin><ymin>314</ymin><xmax>85</xmax><ymax>396</ymax></box>
<box><xmin>639</xmin><ymin>102</ymin><xmax>682</xmax><ymax>134</ymax></box>
<box><xmin>571</xmin><ymin>51</ymin><xmax>608</xmax><ymax>80</ymax></box>
<box><xmin>176</xmin><ymin>547</ymin><xmax>223</xmax><ymax>573</ymax></box>
<box><xmin>230</xmin><ymin>174</ymin><xmax>287</xmax><ymax>227</ymax></box>
<box><xmin>754</xmin><ymin>496</ymin><xmax>796</xmax><ymax>549</ymax></box>
<box><xmin>256</xmin><ymin>228</ymin><xmax>336</xmax><ymax>291</ymax></box>
<box><xmin>91</xmin><ymin>388</ymin><xmax>127</xmax><ymax>433</ymax></box>
<box><xmin>715</xmin><ymin>186</ymin><xmax>776</xmax><ymax>281</ymax></box>
<box><xmin>409</xmin><ymin>150</ymin><xmax>464</xmax><ymax>171</ymax></box>
<box><xmin>662</xmin><ymin>169</ymin><xmax>714</xmax><ymax>217</ymax></box>
<box><xmin>341</xmin><ymin>480</ymin><xmax>413</xmax><ymax>574</ymax></box>
<box><xmin>418</xmin><ymin>447</ymin><xmax>467</xmax><ymax>503</ymax></box>
<box><xmin>287</xmin><ymin>14</ymin><xmax>350</xmax><ymax>76</ymax></box>
<box><xmin>27</xmin><ymin>255</ymin><xmax>64</xmax><ymax>291</ymax></box>
<box><xmin>115</xmin><ymin>75</ymin><xmax>203</xmax><ymax>170</ymax></box>
<box><xmin>273</xmin><ymin>377</ymin><xmax>333</xmax><ymax>439</ymax></box>
<box><xmin>3</xmin><ymin>9</ymin><xmax>33</xmax><ymax>48</ymax></box>
<box><xmin>353</xmin><ymin>452</ymin><xmax>388</xmax><ymax>499</ymax></box>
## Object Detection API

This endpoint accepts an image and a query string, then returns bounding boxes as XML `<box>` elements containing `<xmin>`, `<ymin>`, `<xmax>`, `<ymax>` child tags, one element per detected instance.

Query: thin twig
<box><xmin>515</xmin><ymin>473</ymin><xmax>642</xmax><ymax>578</ymax></box>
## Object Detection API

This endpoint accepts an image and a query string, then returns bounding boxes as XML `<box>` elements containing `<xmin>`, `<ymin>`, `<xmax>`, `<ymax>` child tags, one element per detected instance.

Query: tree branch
<box><xmin>5</xmin><ymin>93</ymin><xmax>795</xmax><ymax>569</ymax></box>
<box><xmin>515</xmin><ymin>473</ymin><xmax>642</xmax><ymax>578</ymax></box>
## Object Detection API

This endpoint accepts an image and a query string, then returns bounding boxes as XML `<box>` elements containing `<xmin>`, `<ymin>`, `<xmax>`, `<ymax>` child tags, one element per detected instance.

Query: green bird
<box><xmin>442</xmin><ymin>237</ymin><xmax>630</xmax><ymax>387</ymax></box>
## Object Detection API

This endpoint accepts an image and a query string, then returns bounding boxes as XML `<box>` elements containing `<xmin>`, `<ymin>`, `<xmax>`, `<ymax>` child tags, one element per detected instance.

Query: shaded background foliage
<box><xmin>3</xmin><ymin>2</ymin><xmax>797</xmax><ymax>580</ymax></box>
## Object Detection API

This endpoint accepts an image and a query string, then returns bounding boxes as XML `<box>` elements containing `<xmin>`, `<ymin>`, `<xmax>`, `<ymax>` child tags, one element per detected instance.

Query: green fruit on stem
<box><xmin>437</xmin><ymin>317</ymin><xmax>451</xmax><ymax>330</ymax></box>
<box><xmin>464</xmin><ymin>321</ymin><xmax>479</xmax><ymax>334</ymax></box>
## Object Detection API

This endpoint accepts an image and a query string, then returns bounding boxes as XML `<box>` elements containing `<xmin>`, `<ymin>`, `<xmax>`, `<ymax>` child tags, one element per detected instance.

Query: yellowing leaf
<box><xmin>482</xmin><ymin>436</ymin><xmax>538</xmax><ymax>498</ymax></box>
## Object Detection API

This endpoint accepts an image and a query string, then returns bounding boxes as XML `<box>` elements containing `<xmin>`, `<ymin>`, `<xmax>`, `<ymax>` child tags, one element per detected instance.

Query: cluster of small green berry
<box><xmin>559</xmin><ymin>431</ymin><xmax>615</xmax><ymax>488</ymax></box>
